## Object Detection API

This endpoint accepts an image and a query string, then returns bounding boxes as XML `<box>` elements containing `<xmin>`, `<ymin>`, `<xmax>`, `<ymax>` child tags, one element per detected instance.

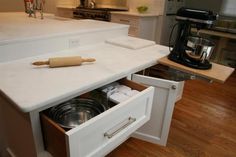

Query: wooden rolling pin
<box><xmin>32</xmin><ymin>56</ymin><xmax>96</xmax><ymax>68</ymax></box>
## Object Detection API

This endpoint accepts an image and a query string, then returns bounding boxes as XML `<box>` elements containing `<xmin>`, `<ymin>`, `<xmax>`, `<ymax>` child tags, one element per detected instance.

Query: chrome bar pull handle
<box><xmin>104</xmin><ymin>117</ymin><xmax>136</xmax><ymax>139</ymax></box>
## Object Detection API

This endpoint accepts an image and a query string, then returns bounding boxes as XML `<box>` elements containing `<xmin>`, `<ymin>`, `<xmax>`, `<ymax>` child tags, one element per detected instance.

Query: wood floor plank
<box><xmin>107</xmin><ymin>72</ymin><xmax>236</xmax><ymax>157</ymax></box>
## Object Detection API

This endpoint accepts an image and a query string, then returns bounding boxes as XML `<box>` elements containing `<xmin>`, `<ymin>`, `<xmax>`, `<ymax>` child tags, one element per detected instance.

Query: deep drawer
<box><xmin>41</xmin><ymin>79</ymin><xmax>154</xmax><ymax>157</ymax></box>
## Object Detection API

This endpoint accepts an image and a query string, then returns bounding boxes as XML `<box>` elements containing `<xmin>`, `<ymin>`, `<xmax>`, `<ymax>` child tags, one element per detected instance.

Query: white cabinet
<box><xmin>111</xmin><ymin>13</ymin><xmax>158</xmax><ymax>41</ymax></box>
<box><xmin>2</xmin><ymin>60</ymin><xmax>233</xmax><ymax>157</ymax></box>
<box><xmin>40</xmin><ymin>76</ymin><xmax>179</xmax><ymax>157</ymax></box>
<box><xmin>40</xmin><ymin>79</ymin><xmax>155</xmax><ymax>157</ymax></box>
<box><xmin>131</xmin><ymin>74</ymin><xmax>180</xmax><ymax>146</ymax></box>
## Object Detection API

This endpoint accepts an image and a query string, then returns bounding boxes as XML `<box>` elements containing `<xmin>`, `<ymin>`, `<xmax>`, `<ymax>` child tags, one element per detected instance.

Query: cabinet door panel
<box><xmin>131</xmin><ymin>74</ymin><xmax>179</xmax><ymax>146</ymax></box>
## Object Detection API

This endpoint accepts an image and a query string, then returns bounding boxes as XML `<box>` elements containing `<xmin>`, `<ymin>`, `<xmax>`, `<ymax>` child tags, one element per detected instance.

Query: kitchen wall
<box><xmin>0</xmin><ymin>0</ymin><xmax>57</xmax><ymax>13</ymax></box>
<box><xmin>127</xmin><ymin>0</ymin><xmax>165</xmax><ymax>14</ymax></box>
<box><xmin>96</xmin><ymin>0</ymin><xmax>127</xmax><ymax>7</ymax></box>
<box><xmin>0</xmin><ymin>0</ymin><xmax>24</xmax><ymax>12</ymax></box>
<box><xmin>57</xmin><ymin>0</ymin><xmax>77</xmax><ymax>7</ymax></box>
<box><xmin>45</xmin><ymin>0</ymin><xmax>57</xmax><ymax>13</ymax></box>
<box><xmin>185</xmin><ymin>0</ymin><xmax>223</xmax><ymax>13</ymax></box>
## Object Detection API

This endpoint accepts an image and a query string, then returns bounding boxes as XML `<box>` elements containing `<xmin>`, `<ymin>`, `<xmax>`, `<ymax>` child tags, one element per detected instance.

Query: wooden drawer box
<box><xmin>40</xmin><ymin>79</ymin><xmax>154</xmax><ymax>157</ymax></box>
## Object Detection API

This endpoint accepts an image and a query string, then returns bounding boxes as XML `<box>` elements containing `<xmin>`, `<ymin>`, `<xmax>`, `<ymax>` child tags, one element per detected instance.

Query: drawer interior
<box><xmin>40</xmin><ymin>78</ymin><xmax>147</xmax><ymax>157</ymax></box>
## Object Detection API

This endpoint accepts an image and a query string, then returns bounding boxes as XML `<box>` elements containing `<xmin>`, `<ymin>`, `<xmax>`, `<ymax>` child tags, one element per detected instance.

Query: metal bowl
<box><xmin>49</xmin><ymin>98</ymin><xmax>106</xmax><ymax>129</ymax></box>
<box><xmin>186</xmin><ymin>36</ymin><xmax>215</xmax><ymax>62</ymax></box>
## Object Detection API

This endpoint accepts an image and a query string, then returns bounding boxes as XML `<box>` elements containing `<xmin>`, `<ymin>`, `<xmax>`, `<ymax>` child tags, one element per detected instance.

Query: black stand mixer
<box><xmin>168</xmin><ymin>7</ymin><xmax>218</xmax><ymax>69</ymax></box>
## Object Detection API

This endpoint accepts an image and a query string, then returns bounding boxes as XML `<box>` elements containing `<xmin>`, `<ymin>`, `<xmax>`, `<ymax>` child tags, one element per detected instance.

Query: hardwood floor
<box><xmin>107</xmin><ymin>72</ymin><xmax>236</xmax><ymax>157</ymax></box>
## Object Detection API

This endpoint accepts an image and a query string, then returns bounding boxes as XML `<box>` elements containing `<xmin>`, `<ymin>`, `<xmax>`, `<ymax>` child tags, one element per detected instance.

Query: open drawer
<box><xmin>40</xmin><ymin>79</ymin><xmax>154</xmax><ymax>157</ymax></box>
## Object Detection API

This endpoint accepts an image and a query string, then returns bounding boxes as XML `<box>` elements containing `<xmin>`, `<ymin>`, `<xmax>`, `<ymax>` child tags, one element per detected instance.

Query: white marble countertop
<box><xmin>0</xmin><ymin>42</ymin><xmax>169</xmax><ymax>113</ymax></box>
<box><xmin>0</xmin><ymin>12</ymin><xmax>127</xmax><ymax>46</ymax></box>
<box><xmin>0</xmin><ymin>12</ymin><xmax>167</xmax><ymax>113</ymax></box>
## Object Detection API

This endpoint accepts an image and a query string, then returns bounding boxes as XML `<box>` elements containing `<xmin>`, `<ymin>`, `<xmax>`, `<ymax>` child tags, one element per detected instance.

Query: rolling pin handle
<box><xmin>82</xmin><ymin>58</ymin><xmax>96</xmax><ymax>62</ymax></box>
<box><xmin>32</xmin><ymin>61</ymin><xmax>50</xmax><ymax>66</ymax></box>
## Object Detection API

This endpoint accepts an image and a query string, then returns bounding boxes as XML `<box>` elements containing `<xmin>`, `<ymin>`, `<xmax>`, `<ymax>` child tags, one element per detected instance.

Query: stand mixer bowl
<box><xmin>186</xmin><ymin>36</ymin><xmax>215</xmax><ymax>63</ymax></box>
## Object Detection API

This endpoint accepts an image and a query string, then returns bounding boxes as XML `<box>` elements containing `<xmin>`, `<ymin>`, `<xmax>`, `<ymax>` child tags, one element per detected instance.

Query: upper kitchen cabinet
<box><xmin>111</xmin><ymin>12</ymin><xmax>159</xmax><ymax>41</ymax></box>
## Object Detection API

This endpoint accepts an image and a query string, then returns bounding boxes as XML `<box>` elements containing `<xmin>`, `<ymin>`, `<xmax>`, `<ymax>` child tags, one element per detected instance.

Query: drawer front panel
<box><xmin>41</xmin><ymin>79</ymin><xmax>154</xmax><ymax>157</ymax></box>
<box><xmin>111</xmin><ymin>15</ymin><xmax>139</xmax><ymax>27</ymax></box>
<box><xmin>66</xmin><ymin>86</ymin><xmax>154</xmax><ymax>157</ymax></box>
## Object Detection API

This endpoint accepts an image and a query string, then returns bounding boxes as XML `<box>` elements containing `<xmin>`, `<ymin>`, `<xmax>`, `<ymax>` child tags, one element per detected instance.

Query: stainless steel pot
<box><xmin>186</xmin><ymin>36</ymin><xmax>215</xmax><ymax>62</ymax></box>
<box><xmin>49</xmin><ymin>98</ymin><xmax>106</xmax><ymax>129</ymax></box>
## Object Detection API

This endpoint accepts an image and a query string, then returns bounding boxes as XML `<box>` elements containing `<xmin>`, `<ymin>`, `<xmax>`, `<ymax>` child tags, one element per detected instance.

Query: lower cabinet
<box><xmin>40</xmin><ymin>75</ymin><xmax>180</xmax><ymax>157</ymax></box>
<box><xmin>41</xmin><ymin>79</ymin><xmax>154</xmax><ymax>157</ymax></box>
